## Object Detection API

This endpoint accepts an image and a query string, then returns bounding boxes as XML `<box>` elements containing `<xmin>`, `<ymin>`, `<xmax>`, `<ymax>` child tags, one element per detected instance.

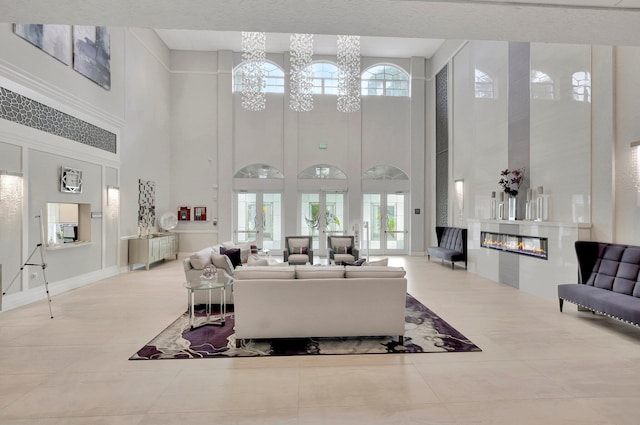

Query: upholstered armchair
<box><xmin>328</xmin><ymin>235</ymin><xmax>359</xmax><ymax>264</ymax></box>
<box><xmin>283</xmin><ymin>236</ymin><xmax>314</xmax><ymax>265</ymax></box>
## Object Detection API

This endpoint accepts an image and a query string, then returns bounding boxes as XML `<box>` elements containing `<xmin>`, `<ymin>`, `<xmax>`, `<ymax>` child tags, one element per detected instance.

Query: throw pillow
<box><xmin>211</xmin><ymin>252</ymin><xmax>234</xmax><ymax>275</ymax></box>
<box><xmin>289</xmin><ymin>246</ymin><xmax>308</xmax><ymax>255</ymax></box>
<box><xmin>220</xmin><ymin>247</ymin><xmax>242</xmax><ymax>268</ymax></box>
<box><xmin>189</xmin><ymin>247</ymin><xmax>213</xmax><ymax>270</ymax></box>
<box><xmin>333</xmin><ymin>246</ymin><xmax>352</xmax><ymax>255</ymax></box>
<box><xmin>343</xmin><ymin>258</ymin><xmax>365</xmax><ymax>266</ymax></box>
<box><xmin>247</xmin><ymin>255</ymin><xmax>269</xmax><ymax>266</ymax></box>
<box><xmin>363</xmin><ymin>258</ymin><xmax>388</xmax><ymax>266</ymax></box>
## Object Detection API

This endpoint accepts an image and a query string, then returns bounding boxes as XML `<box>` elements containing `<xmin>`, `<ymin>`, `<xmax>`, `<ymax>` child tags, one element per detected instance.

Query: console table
<box><xmin>128</xmin><ymin>233</ymin><xmax>178</xmax><ymax>270</ymax></box>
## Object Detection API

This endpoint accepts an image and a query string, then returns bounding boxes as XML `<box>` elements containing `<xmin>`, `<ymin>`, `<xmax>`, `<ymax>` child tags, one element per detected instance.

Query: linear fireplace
<box><xmin>481</xmin><ymin>231</ymin><xmax>548</xmax><ymax>260</ymax></box>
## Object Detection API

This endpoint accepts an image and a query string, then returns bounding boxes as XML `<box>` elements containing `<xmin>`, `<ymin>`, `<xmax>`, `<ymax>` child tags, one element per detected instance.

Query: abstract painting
<box><xmin>14</xmin><ymin>24</ymin><xmax>71</xmax><ymax>65</ymax></box>
<box><xmin>73</xmin><ymin>25</ymin><xmax>111</xmax><ymax>90</ymax></box>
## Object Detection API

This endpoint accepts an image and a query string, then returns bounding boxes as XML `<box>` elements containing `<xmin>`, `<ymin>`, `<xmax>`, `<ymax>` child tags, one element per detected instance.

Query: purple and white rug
<box><xmin>131</xmin><ymin>294</ymin><xmax>481</xmax><ymax>359</ymax></box>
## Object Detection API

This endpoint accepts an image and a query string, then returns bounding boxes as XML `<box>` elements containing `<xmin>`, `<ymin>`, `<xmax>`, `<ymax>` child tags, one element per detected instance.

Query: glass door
<box><xmin>236</xmin><ymin>192</ymin><xmax>282</xmax><ymax>250</ymax></box>
<box><xmin>300</xmin><ymin>192</ymin><xmax>346</xmax><ymax>255</ymax></box>
<box><xmin>362</xmin><ymin>192</ymin><xmax>407</xmax><ymax>255</ymax></box>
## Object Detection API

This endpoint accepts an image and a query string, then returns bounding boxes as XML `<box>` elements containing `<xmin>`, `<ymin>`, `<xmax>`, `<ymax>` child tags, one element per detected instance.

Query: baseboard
<box><xmin>0</xmin><ymin>266</ymin><xmax>121</xmax><ymax>312</ymax></box>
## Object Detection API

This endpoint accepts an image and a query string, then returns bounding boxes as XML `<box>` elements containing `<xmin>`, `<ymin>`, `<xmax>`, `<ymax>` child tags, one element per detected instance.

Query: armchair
<box><xmin>283</xmin><ymin>236</ymin><xmax>314</xmax><ymax>265</ymax></box>
<box><xmin>328</xmin><ymin>235</ymin><xmax>359</xmax><ymax>264</ymax></box>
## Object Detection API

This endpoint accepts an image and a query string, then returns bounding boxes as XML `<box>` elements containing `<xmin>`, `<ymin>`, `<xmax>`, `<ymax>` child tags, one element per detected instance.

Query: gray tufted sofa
<box><xmin>427</xmin><ymin>226</ymin><xmax>467</xmax><ymax>270</ymax></box>
<box><xmin>558</xmin><ymin>241</ymin><xmax>640</xmax><ymax>327</ymax></box>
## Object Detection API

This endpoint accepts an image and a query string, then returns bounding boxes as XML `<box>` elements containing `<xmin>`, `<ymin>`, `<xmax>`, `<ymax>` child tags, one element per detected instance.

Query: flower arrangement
<box><xmin>499</xmin><ymin>168</ymin><xmax>524</xmax><ymax>197</ymax></box>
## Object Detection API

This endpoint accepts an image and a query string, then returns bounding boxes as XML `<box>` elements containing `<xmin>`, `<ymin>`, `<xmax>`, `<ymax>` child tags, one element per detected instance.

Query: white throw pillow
<box><xmin>247</xmin><ymin>255</ymin><xmax>269</xmax><ymax>267</ymax></box>
<box><xmin>344</xmin><ymin>266</ymin><xmax>406</xmax><ymax>278</ymax></box>
<box><xmin>211</xmin><ymin>251</ymin><xmax>234</xmax><ymax>276</ymax></box>
<box><xmin>189</xmin><ymin>247</ymin><xmax>213</xmax><ymax>270</ymax></box>
<box><xmin>238</xmin><ymin>243</ymin><xmax>252</xmax><ymax>263</ymax></box>
<box><xmin>295</xmin><ymin>265</ymin><xmax>345</xmax><ymax>279</ymax></box>
<box><xmin>363</xmin><ymin>258</ymin><xmax>388</xmax><ymax>266</ymax></box>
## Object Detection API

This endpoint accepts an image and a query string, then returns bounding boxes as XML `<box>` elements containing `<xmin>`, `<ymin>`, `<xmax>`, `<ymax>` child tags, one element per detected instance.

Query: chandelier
<box><xmin>289</xmin><ymin>33</ymin><xmax>314</xmax><ymax>112</ymax></box>
<box><xmin>337</xmin><ymin>35</ymin><xmax>361</xmax><ymax>113</ymax></box>
<box><xmin>241</xmin><ymin>32</ymin><xmax>266</xmax><ymax>111</ymax></box>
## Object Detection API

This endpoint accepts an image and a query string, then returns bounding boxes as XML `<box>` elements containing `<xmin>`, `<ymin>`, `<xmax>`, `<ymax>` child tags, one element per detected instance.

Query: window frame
<box><xmin>361</xmin><ymin>64</ymin><xmax>410</xmax><ymax>97</ymax></box>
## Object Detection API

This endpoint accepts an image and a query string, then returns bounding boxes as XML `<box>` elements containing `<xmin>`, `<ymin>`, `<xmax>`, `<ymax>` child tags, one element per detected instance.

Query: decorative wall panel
<box><xmin>0</xmin><ymin>86</ymin><xmax>116</xmax><ymax>153</ymax></box>
<box><xmin>435</xmin><ymin>65</ymin><xmax>449</xmax><ymax>227</ymax></box>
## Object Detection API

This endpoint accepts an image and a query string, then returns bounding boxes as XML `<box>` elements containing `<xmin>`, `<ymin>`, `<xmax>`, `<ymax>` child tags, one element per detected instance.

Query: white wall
<box><xmin>0</xmin><ymin>26</ymin><xmax>173</xmax><ymax>309</ymax></box>
<box><xmin>168</xmin><ymin>51</ymin><xmax>425</xmax><ymax>252</ymax></box>
<box><xmin>614</xmin><ymin>46</ymin><xmax>640</xmax><ymax>244</ymax></box>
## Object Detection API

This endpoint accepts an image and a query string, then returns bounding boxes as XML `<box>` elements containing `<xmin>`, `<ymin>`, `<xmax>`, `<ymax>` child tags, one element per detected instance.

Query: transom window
<box><xmin>572</xmin><ymin>71</ymin><xmax>591</xmax><ymax>103</ymax></box>
<box><xmin>530</xmin><ymin>70</ymin><xmax>555</xmax><ymax>100</ymax></box>
<box><xmin>308</xmin><ymin>62</ymin><xmax>339</xmax><ymax>95</ymax></box>
<box><xmin>233</xmin><ymin>61</ymin><xmax>285</xmax><ymax>94</ymax></box>
<box><xmin>361</xmin><ymin>64</ymin><xmax>409</xmax><ymax>97</ymax></box>
<box><xmin>475</xmin><ymin>69</ymin><xmax>495</xmax><ymax>99</ymax></box>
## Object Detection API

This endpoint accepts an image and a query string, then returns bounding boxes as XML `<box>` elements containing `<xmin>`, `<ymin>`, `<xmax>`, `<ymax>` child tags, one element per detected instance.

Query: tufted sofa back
<box><xmin>576</xmin><ymin>241</ymin><xmax>640</xmax><ymax>297</ymax></box>
<box><xmin>435</xmin><ymin>226</ymin><xmax>467</xmax><ymax>254</ymax></box>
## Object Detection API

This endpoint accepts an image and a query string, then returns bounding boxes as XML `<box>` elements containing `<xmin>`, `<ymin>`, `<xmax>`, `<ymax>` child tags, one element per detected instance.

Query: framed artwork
<box><xmin>14</xmin><ymin>24</ymin><xmax>71</xmax><ymax>65</ymax></box>
<box><xmin>73</xmin><ymin>25</ymin><xmax>111</xmax><ymax>90</ymax></box>
<box><xmin>60</xmin><ymin>167</ymin><xmax>83</xmax><ymax>193</ymax></box>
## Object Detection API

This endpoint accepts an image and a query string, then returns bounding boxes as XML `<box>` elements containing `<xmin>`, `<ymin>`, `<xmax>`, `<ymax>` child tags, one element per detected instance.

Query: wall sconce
<box><xmin>0</xmin><ymin>170</ymin><xmax>23</xmax><ymax>203</ymax></box>
<box><xmin>631</xmin><ymin>141</ymin><xmax>640</xmax><ymax>189</ymax></box>
<box><xmin>454</xmin><ymin>179</ymin><xmax>464</xmax><ymax>225</ymax></box>
<box><xmin>107</xmin><ymin>185</ymin><xmax>120</xmax><ymax>207</ymax></box>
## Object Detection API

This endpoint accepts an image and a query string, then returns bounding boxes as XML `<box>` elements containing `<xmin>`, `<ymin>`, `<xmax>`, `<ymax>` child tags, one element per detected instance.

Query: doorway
<box><xmin>235</xmin><ymin>192</ymin><xmax>282</xmax><ymax>250</ymax></box>
<box><xmin>362</xmin><ymin>192</ymin><xmax>408</xmax><ymax>255</ymax></box>
<box><xmin>300</xmin><ymin>192</ymin><xmax>346</xmax><ymax>255</ymax></box>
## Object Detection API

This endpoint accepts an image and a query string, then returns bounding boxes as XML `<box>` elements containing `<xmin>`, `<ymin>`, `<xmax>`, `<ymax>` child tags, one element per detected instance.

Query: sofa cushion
<box><xmin>189</xmin><ymin>247</ymin><xmax>213</xmax><ymax>270</ymax></box>
<box><xmin>333</xmin><ymin>253</ymin><xmax>355</xmax><ymax>264</ymax></box>
<box><xmin>345</xmin><ymin>266</ymin><xmax>406</xmax><ymax>278</ymax></box>
<box><xmin>287</xmin><ymin>254</ymin><xmax>309</xmax><ymax>264</ymax></box>
<box><xmin>331</xmin><ymin>237</ymin><xmax>353</xmax><ymax>249</ymax></box>
<box><xmin>234</xmin><ymin>266</ymin><xmax>296</xmax><ymax>280</ymax></box>
<box><xmin>289</xmin><ymin>246</ymin><xmax>308</xmax><ymax>255</ymax></box>
<box><xmin>295</xmin><ymin>265</ymin><xmax>345</xmax><ymax>279</ymax></box>
<box><xmin>212</xmin><ymin>251</ymin><xmax>234</xmax><ymax>276</ymax></box>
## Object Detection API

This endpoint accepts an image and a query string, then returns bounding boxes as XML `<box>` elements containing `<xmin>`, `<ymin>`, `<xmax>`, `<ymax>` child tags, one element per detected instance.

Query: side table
<box><xmin>184</xmin><ymin>271</ymin><xmax>234</xmax><ymax>330</ymax></box>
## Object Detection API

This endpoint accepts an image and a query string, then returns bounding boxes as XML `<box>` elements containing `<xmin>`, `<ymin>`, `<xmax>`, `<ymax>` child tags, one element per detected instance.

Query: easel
<box><xmin>2</xmin><ymin>212</ymin><xmax>53</xmax><ymax>318</ymax></box>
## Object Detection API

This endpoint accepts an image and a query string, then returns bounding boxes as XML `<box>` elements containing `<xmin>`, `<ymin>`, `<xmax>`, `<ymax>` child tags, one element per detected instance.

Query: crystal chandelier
<box><xmin>241</xmin><ymin>32</ymin><xmax>266</xmax><ymax>111</ymax></box>
<box><xmin>289</xmin><ymin>33</ymin><xmax>314</xmax><ymax>112</ymax></box>
<box><xmin>337</xmin><ymin>35</ymin><xmax>361</xmax><ymax>113</ymax></box>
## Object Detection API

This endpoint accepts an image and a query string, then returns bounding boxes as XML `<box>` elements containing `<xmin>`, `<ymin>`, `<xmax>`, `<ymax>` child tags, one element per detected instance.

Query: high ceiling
<box><xmin>3</xmin><ymin>0</ymin><xmax>640</xmax><ymax>57</ymax></box>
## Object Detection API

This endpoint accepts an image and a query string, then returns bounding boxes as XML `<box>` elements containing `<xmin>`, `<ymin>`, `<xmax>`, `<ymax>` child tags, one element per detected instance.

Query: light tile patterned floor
<box><xmin>1</xmin><ymin>256</ymin><xmax>640</xmax><ymax>424</ymax></box>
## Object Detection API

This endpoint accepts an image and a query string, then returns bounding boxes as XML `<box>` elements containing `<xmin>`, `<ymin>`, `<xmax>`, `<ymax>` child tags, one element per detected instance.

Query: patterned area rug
<box><xmin>130</xmin><ymin>294</ymin><xmax>481</xmax><ymax>359</ymax></box>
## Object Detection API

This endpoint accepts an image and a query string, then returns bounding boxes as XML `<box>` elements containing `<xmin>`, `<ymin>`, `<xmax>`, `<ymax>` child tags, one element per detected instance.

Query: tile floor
<box><xmin>1</xmin><ymin>256</ymin><xmax>640</xmax><ymax>424</ymax></box>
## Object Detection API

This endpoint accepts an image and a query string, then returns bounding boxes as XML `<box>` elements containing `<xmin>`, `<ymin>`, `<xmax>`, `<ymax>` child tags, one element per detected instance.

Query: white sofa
<box><xmin>232</xmin><ymin>265</ymin><xmax>407</xmax><ymax>347</ymax></box>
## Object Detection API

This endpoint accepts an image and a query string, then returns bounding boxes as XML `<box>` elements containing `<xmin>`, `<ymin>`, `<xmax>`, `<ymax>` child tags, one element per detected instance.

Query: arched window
<box><xmin>298</xmin><ymin>164</ymin><xmax>347</xmax><ymax>179</ymax></box>
<box><xmin>361</xmin><ymin>64</ymin><xmax>410</xmax><ymax>97</ymax></box>
<box><xmin>233</xmin><ymin>61</ymin><xmax>285</xmax><ymax>94</ymax></box>
<box><xmin>362</xmin><ymin>165</ymin><xmax>408</xmax><ymax>180</ymax></box>
<box><xmin>475</xmin><ymin>69</ymin><xmax>495</xmax><ymax>99</ymax></box>
<box><xmin>309</xmin><ymin>62</ymin><xmax>340</xmax><ymax>95</ymax></box>
<box><xmin>572</xmin><ymin>71</ymin><xmax>591</xmax><ymax>103</ymax></box>
<box><xmin>530</xmin><ymin>70</ymin><xmax>555</xmax><ymax>100</ymax></box>
<box><xmin>234</xmin><ymin>164</ymin><xmax>284</xmax><ymax>179</ymax></box>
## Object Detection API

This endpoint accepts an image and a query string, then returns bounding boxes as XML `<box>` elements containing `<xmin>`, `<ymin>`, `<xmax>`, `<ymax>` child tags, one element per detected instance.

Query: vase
<box><xmin>508</xmin><ymin>196</ymin><xmax>517</xmax><ymax>221</ymax></box>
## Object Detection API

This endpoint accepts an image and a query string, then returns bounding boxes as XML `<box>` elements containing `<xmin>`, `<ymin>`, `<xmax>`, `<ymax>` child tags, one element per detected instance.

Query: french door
<box><xmin>300</xmin><ymin>192</ymin><xmax>346</xmax><ymax>255</ymax></box>
<box><xmin>362</xmin><ymin>192</ymin><xmax>408</xmax><ymax>255</ymax></box>
<box><xmin>235</xmin><ymin>192</ymin><xmax>282</xmax><ymax>250</ymax></box>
